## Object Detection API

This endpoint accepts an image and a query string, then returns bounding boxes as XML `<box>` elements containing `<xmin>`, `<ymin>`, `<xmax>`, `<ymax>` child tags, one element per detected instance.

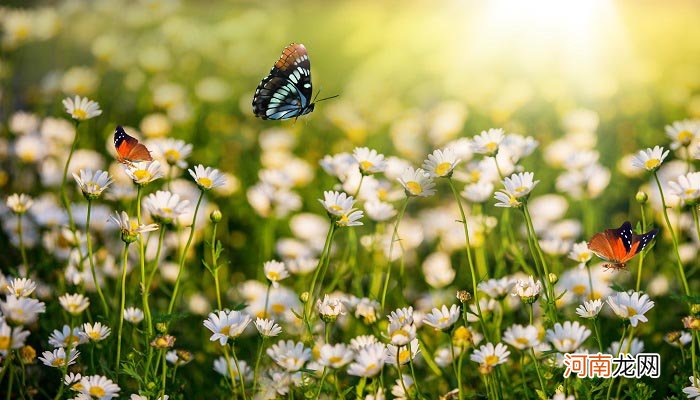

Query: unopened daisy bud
<box><xmin>548</xmin><ymin>273</ymin><xmax>558</xmax><ymax>284</ymax></box>
<box><xmin>512</xmin><ymin>276</ymin><xmax>542</xmax><ymax>304</ymax></box>
<box><xmin>20</xmin><ymin>345</ymin><xmax>36</xmax><ymax>363</ymax></box>
<box><xmin>452</xmin><ymin>326</ymin><xmax>472</xmax><ymax>347</ymax></box>
<box><xmin>156</xmin><ymin>323</ymin><xmax>168</xmax><ymax>333</ymax></box>
<box><xmin>300</xmin><ymin>292</ymin><xmax>310</xmax><ymax>303</ymax></box>
<box><xmin>456</xmin><ymin>290</ymin><xmax>472</xmax><ymax>303</ymax></box>
<box><xmin>210</xmin><ymin>209</ymin><xmax>222</xmax><ymax>223</ymax></box>
<box><xmin>317</xmin><ymin>295</ymin><xmax>345</xmax><ymax>323</ymax></box>
<box><xmin>636</xmin><ymin>191</ymin><xmax>648</xmax><ymax>204</ymax></box>
<box><xmin>683</xmin><ymin>316</ymin><xmax>700</xmax><ymax>330</ymax></box>
<box><xmin>691</xmin><ymin>304</ymin><xmax>700</xmax><ymax>317</ymax></box>
<box><xmin>665</xmin><ymin>331</ymin><xmax>682</xmax><ymax>343</ymax></box>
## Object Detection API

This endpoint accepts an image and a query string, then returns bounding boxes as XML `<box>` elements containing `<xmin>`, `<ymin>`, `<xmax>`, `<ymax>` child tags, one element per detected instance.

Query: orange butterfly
<box><xmin>587</xmin><ymin>221</ymin><xmax>657</xmax><ymax>270</ymax></box>
<box><xmin>114</xmin><ymin>126</ymin><xmax>152</xmax><ymax>165</ymax></box>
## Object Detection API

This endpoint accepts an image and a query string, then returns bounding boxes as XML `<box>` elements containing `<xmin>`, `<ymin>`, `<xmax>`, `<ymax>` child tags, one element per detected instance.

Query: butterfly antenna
<box><xmin>312</xmin><ymin>88</ymin><xmax>322</xmax><ymax>103</ymax></box>
<box><xmin>315</xmin><ymin>94</ymin><xmax>340</xmax><ymax>103</ymax></box>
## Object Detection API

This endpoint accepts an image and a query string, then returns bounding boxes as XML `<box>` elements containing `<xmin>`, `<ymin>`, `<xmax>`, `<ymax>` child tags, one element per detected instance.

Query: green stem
<box><xmin>381</xmin><ymin>197</ymin><xmax>409</xmax><ymax>310</ymax></box>
<box><xmin>523</xmin><ymin>205</ymin><xmax>558</xmax><ymax>322</ymax></box>
<box><xmin>210</xmin><ymin>220</ymin><xmax>222</xmax><ymax>309</ymax></box>
<box><xmin>306</xmin><ymin>223</ymin><xmax>335</xmax><ymax>324</ymax></box>
<box><xmin>653</xmin><ymin>172</ymin><xmax>690</xmax><ymax>295</ymax></box>
<box><xmin>606</xmin><ymin>325</ymin><xmax>628</xmax><ymax>400</ymax></box>
<box><xmin>136</xmin><ymin>186</ymin><xmax>153</xmax><ymax>337</ymax></box>
<box><xmin>252</xmin><ymin>337</ymin><xmax>266</xmax><ymax>394</ymax></box>
<box><xmin>115</xmin><ymin>243</ymin><xmax>129</xmax><ymax>371</ymax></box>
<box><xmin>86</xmin><ymin>200</ymin><xmax>109</xmax><ymax>316</ymax></box>
<box><xmin>529</xmin><ymin>348</ymin><xmax>545</xmax><ymax>393</ymax></box>
<box><xmin>168</xmin><ymin>191</ymin><xmax>205</xmax><ymax>314</ymax></box>
<box><xmin>314</xmin><ymin>368</ymin><xmax>328</xmax><ymax>400</ymax></box>
<box><xmin>448</xmin><ymin>178</ymin><xmax>490</xmax><ymax>340</ymax></box>
<box><xmin>230</xmin><ymin>344</ymin><xmax>248</xmax><ymax>400</ymax></box>
<box><xmin>159</xmin><ymin>350</ymin><xmax>167</xmax><ymax>399</ymax></box>
<box><xmin>145</xmin><ymin>228</ymin><xmax>166</xmax><ymax>310</ymax></box>
<box><xmin>17</xmin><ymin>214</ymin><xmax>28</xmax><ymax>271</ymax></box>
<box><xmin>592</xmin><ymin>318</ymin><xmax>604</xmax><ymax>353</ymax></box>
<box><xmin>636</xmin><ymin>203</ymin><xmax>647</xmax><ymax>292</ymax></box>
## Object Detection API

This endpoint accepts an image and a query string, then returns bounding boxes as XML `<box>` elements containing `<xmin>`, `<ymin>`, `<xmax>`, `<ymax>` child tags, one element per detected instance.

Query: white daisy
<box><xmin>78</xmin><ymin>374</ymin><xmax>120</xmax><ymax>399</ymax></box>
<box><xmin>318</xmin><ymin>191</ymin><xmax>355</xmax><ymax>216</ymax></box>
<box><xmin>73</xmin><ymin>169</ymin><xmax>113</xmax><ymax>200</ymax></box>
<box><xmin>546</xmin><ymin>321</ymin><xmax>591</xmax><ymax>353</ymax></box>
<box><xmin>124</xmin><ymin>307</ymin><xmax>144</xmax><ymax>324</ymax></box>
<box><xmin>203</xmin><ymin>310</ymin><xmax>252</xmax><ymax>345</ymax></box>
<box><xmin>422</xmin><ymin>148</ymin><xmax>460</xmax><ymax>178</ymax></box>
<box><xmin>462</xmin><ymin>181</ymin><xmax>494</xmax><ymax>203</ymax></box>
<box><xmin>350</xmin><ymin>335</ymin><xmax>379</xmax><ymax>351</ymax></box>
<box><xmin>385</xmin><ymin>339</ymin><xmax>420</xmax><ymax>365</ymax></box>
<box><xmin>110</xmin><ymin>211</ymin><xmax>159</xmax><ymax>243</ymax></box>
<box><xmin>0</xmin><ymin>320</ymin><xmax>30</xmax><ymax>356</ymax></box>
<box><xmin>156</xmin><ymin>138</ymin><xmax>193</xmax><ymax>168</ymax></box>
<box><xmin>59</xmin><ymin>293</ymin><xmax>90</xmax><ymax>315</ymax></box>
<box><xmin>365</xmin><ymin>201</ymin><xmax>397</xmax><ymax>222</ymax></box>
<box><xmin>316</xmin><ymin>295</ymin><xmax>345</xmax><ymax>321</ymax></box>
<box><xmin>6</xmin><ymin>193</ymin><xmax>33</xmax><ymax>214</ymax></box>
<box><xmin>511</xmin><ymin>276</ymin><xmax>542</xmax><ymax>303</ymax></box>
<box><xmin>668</xmin><ymin>172</ymin><xmax>700</xmax><ymax>205</ymax></box>
<box><xmin>398</xmin><ymin>167</ymin><xmax>436</xmax><ymax>197</ymax></box>
<box><xmin>471</xmin><ymin>128</ymin><xmax>505</xmax><ymax>156</ymax></box>
<box><xmin>254</xmin><ymin>318</ymin><xmax>282</xmax><ymax>337</ymax></box>
<box><xmin>124</xmin><ymin>161</ymin><xmax>163</xmax><ymax>185</ymax></box>
<box><xmin>631</xmin><ymin>146</ymin><xmax>670</xmax><ymax>172</ymax></box>
<box><xmin>266</xmin><ymin>340</ymin><xmax>312</xmax><ymax>372</ymax></box>
<box><xmin>684</xmin><ymin>376</ymin><xmax>700</xmax><ymax>399</ymax></box>
<box><xmin>422</xmin><ymin>304</ymin><xmax>460</xmax><ymax>331</ymax></box>
<box><xmin>336</xmin><ymin>209</ymin><xmax>364</xmax><ymax>227</ymax></box>
<box><xmin>347</xmin><ymin>342</ymin><xmax>386</xmax><ymax>377</ymax></box>
<box><xmin>143</xmin><ymin>190</ymin><xmax>190</xmax><ymax>225</ymax></box>
<box><xmin>606</xmin><ymin>291</ymin><xmax>654</xmax><ymax>327</ymax></box>
<box><xmin>38</xmin><ymin>347</ymin><xmax>80</xmax><ymax>368</ymax></box>
<box><xmin>0</xmin><ymin>295</ymin><xmax>45</xmax><ymax>325</ymax></box>
<box><xmin>6</xmin><ymin>277</ymin><xmax>36</xmax><ymax>297</ymax></box>
<box><xmin>264</xmin><ymin>260</ymin><xmax>289</xmax><ymax>288</ymax></box>
<box><xmin>478</xmin><ymin>277</ymin><xmax>515</xmax><ymax>300</ymax></box>
<box><xmin>188</xmin><ymin>164</ymin><xmax>226</xmax><ymax>191</ymax></box>
<box><xmin>48</xmin><ymin>325</ymin><xmax>86</xmax><ymax>348</ymax></box>
<box><xmin>503</xmin><ymin>324</ymin><xmax>540</xmax><ymax>350</ymax></box>
<box><xmin>665</xmin><ymin>119</ymin><xmax>700</xmax><ymax>149</ymax></box>
<box><xmin>353</xmin><ymin>147</ymin><xmax>387</xmax><ymax>175</ymax></box>
<box><xmin>568</xmin><ymin>241</ymin><xmax>593</xmax><ymax>265</ymax></box>
<box><xmin>470</xmin><ymin>342</ymin><xmax>510</xmax><ymax>369</ymax></box>
<box><xmin>607</xmin><ymin>337</ymin><xmax>644</xmax><ymax>356</ymax></box>
<box><xmin>502</xmin><ymin>172</ymin><xmax>539</xmax><ymax>198</ymax></box>
<box><xmin>575</xmin><ymin>299</ymin><xmax>603</xmax><ymax>319</ymax></box>
<box><xmin>82</xmin><ymin>322</ymin><xmax>111</xmax><ymax>342</ymax></box>
<box><xmin>62</xmin><ymin>96</ymin><xmax>102</xmax><ymax>121</ymax></box>
<box><xmin>493</xmin><ymin>191</ymin><xmax>522</xmax><ymax>208</ymax></box>
<box><xmin>318</xmin><ymin>343</ymin><xmax>354</xmax><ymax>368</ymax></box>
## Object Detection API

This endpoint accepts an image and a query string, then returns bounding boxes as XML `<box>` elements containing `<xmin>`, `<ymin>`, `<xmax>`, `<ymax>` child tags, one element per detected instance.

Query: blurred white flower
<box><xmin>59</xmin><ymin>293</ymin><xmax>90</xmax><ymax>315</ymax></box>
<box><xmin>353</xmin><ymin>147</ymin><xmax>387</xmax><ymax>175</ymax></box>
<box><xmin>471</xmin><ymin>128</ymin><xmax>505</xmax><ymax>156</ymax></box>
<box><xmin>503</xmin><ymin>324</ymin><xmax>539</xmax><ymax>350</ymax></box>
<box><xmin>665</xmin><ymin>119</ymin><xmax>700</xmax><ymax>149</ymax></box>
<box><xmin>189</xmin><ymin>164</ymin><xmax>226</xmax><ymax>191</ymax></box>
<box><xmin>365</xmin><ymin>200</ymin><xmax>396</xmax><ymax>222</ymax></box>
<box><xmin>462</xmin><ymin>181</ymin><xmax>494</xmax><ymax>203</ymax></box>
<box><xmin>254</xmin><ymin>318</ymin><xmax>282</xmax><ymax>337</ymax></box>
<box><xmin>124</xmin><ymin>307</ymin><xmax>144</xmax><ymax>324</ymax></box>
<box><xmin>6</xmin><ymin>193</ymin><xmax>33</xmax><ymax>214</ymax></box>
<box><xmin>423</xmin><ymin>304</ymin><xmax>460</xmax><ymax>331</ymax></box>
<box><xmin>318</xmin><ymin>343</ymin><xmax>354</xmax><ymax>368</ymax></box>
<box><xmin>347</xmin><ymin>343</ymin><xmax>386</xmax><ymax>377</ymax></box>
<box><xmin>266</xmin><ymin>340</ymin><xmax>311</xmax><ymax>372</ymax></box>
<box><xmin>62</xmin><ymin>95</ymin><xmax>102</xmax><ymax>121</ymax></box>
<box><xmin>575</xmin><ymin>299</ymin><xmax>603</xmax><ymax>319</ymax></box>
<box><xmin>546</xmin><ymin>321</ymin><xmax>590</xmax><ymax>352</ymax></box>
<box><xmin>264</xmin><ymin>260</ymin><xmax>289</xmax><ymax>288</ymax></box>
<box><xmin>156</xmin><ymin>138</ymin><xmax>193</xmax><ymax>168</ymax></box>
<box><xmin>143</xmin><ymin>190</ymin><xmax>190</xmax><ymax>225</ymax></box>
<box><xmin>0</xmin><ymin>295</ymin><xmax>45</xmax><ymax>325</ymax></box>
<box><xmin>568</xmin><ymin>241</ymin><xmax>593</xmax><ymax>265</ymax></box>
<box><xmin>668</xmin><ymin>172</ymin><xmax>700</xmax><ymax>205</ymax></box>
<box><xmin>6</xmin><ymin>277</ymin><xmax>36</xmax><ymax>297</ymax></box>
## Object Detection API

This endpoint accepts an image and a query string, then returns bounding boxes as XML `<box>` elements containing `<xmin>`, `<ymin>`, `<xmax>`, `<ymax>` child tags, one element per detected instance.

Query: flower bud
<box><xmin>210</xmin><ymin>209</ymin><xmax>222</xmax><ymax>223</ymax></box>
<box><xmin>300</xmin><ymin>291</ymin><xmax>310</xmax><ymax>303</ymax></box>
<box><xmin>19</xmin><ymin>345</ymin><xmax>36</xmax><ymax>363</ymax></box>
<box><xmin>456</xmin><ymin>290</ymin><xmax>472</xmax><ymax>303</ymax></box>
<box><xmin>635</xmin><ymin>191</ymin><xmax>648</xmax><ymax>204</ymax></box>
<box><xmin>156</xmin><ymin>322</ymin><xmax>167</xmax><ymax>333</ymax></box>
<box><xmin>548</xmin><ymin>273</ymin><xmax>558</xmax><ymax>284</ymax></box>
<box><xmin>691</xmin><ymin>304</ymin><xmax>700</xmax><ymax>317</ymax></box>
<box><xmin>683</xmin><ymin>316</ymin><xmax>700</xmax><ymax>330</ymax></box>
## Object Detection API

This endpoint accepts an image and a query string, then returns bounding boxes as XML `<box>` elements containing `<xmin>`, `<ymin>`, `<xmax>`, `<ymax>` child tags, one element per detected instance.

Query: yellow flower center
<box><xmin>72</xmin><ymin>109</ymin><xmax>88</xmax><ymax>120</ymax></box>
<box><xmin>515</xmin><ymin>337</ymin><xmax>530</xmax><ymax>346</ymax></box>
<box><xmin>267</xmin><ymin>271</ymin><xmax>280</xmax><ymax>281</ymax></box>
<box><xmin>0</xmin><ymin>336</ymin><xmax>9</xmax><ymax>350</ymax></box>
<box><xmin>470</xmin><ymin>170</ymin><xmax>481</xmax><ymax>182</ymax></box>
<box><xmin>626</xmin><ymin>306</ymin><xmax>638</xmax><ymax>317</ymax></box>
<box><xmin>484</xmin><ymin>354</ymin><xmax>500</xmax><ymax>366</ymax></box>
<box><xmin>197</xmin><ymin>177</ymin><xmax>213</xmax><ymax>188</ymax></box>
<box><xmin>406</xmin><ymin>181</ymin><xmax>423</xmax><ymax>195</ymax></box>
<box><xmin>67</xmin><ymin>335</ymin><xmax>80</xmax><ymax>344</ymax></box>
<box><xmin>219</xmin><ymin>325</ymin><xmax>231</xmax><ymax>336</ymax></box>
<box><xmin>89</xmin><ymin>331</ymin><xmax>101</xmax><ymax>340</ymax></box>
<box><xmin>572</xmin><ymin>284</ymin><xmax>587</xmax><ymax>296</ymax></box>
<box><xmin>339</xmin><ymin>214</ymin><xmax>350</xmax><ymax>225</ymax></box>
<box><xmin>515</xmin><ymin>186</ymin><xmax>528</xmax><ymax>193</ymax></box>
<box><xmin>89</xmin><ymin>386</ymin><xmax>106</xmax><ymax>397</ymax></box>
<box><xmin>134</xmin><ymin>170</ymin><xmax>151</xmax><ymax>181</ymax></box>
<box><xmin>392</xmin><ymin>329</ymin><xmax>409</xmax><ymax>340</ymax></box>
<box><xmin>577</xmin><ymin>253</ymin><xmax>591</xmax><ymax>262</ymax></box>
<box><xmin>678</xmin><ymin>130</ymin><xmax>694</xmax><ymax>144</ymax></box>
<box><xmin>438</xmin><ymin>316</ymin><xmax>450</xmax><ymax>324</ymax></box>
<box><xmin>360</xmin><ymin>161</ymin><xmax>374</xmax><ymax>171</ymax></box>
<box><xmin>644</xmin><ymin>159</ymin><xmax>660</xmax><ymax>170</ymax></box>
<box><xmin>365</xmin><ymin>363</ymin><xmax>377</xmax><ymax>373</ymax></box>
<box><xmin>485</xmin><ymin>142</ymin><xmax>498</xmax><ymax>152</ymax></box>
<box><xmin>329</xmin><ymin>356</ymin><xmax>343</xmax><ymax>364</ymax></box>
<box><xmin>271</xmin><ymin>303</ymin><xmax>285</xmax><ymax>314</ymax></box>
<box><xmin>165</xmin><ymin>149</ymin><xmax>181</xmax><ymax>161</ymax></box>
<box><xmin>399</xmin><ymin>349</ymin><xmax>410</xmax><ymax>363</ymax></box>
<box><xmin>71</xmin><ymin>383</ymin><xmax>84</xmax><ymax>391</ymax></box>
<box><xmin>162</xmin><ymin>207</ymin><xmax>173</xmax><ymax>214</ymax></box>
<box><xmin>435</xmin><ymin>162</ymin><xmax>452</xmax><ymax>176</ymax></box>
<box><xmin>51</xmin><ymin>358</ymin><xmax>65</xmax><ymax>367</ymax></box>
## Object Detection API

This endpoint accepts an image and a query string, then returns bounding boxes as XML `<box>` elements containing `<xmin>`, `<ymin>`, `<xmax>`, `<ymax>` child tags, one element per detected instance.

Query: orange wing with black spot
<box><xmin>588</xmin><ymin>221</ymin><xmax>657</xmax><ymax>269</ymax></box>
<box><xmin>114</xmin><ymin>126</ymin><xmax>152</xmax><ymax>164</ymax></box>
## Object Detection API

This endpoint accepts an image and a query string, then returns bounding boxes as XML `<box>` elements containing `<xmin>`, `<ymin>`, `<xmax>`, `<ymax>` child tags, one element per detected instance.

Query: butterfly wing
<box><xmin>253</xmin><ymin>43</ymin><xmax>313</xmax><ymax>120</ymax></box>
<box><xmin>588</xmin><ymin>221</ymin><xmax>634</xmax><ymax>263</ymax></box>
<box><xmin>114</xmin><ymin>126</ymin><xmax>152</xmax><ymax>162</ymax></box>
<box><xmin>622</xmin><ymin>228</ymin><xmax>658</xmax><ymax>261</ymax></box>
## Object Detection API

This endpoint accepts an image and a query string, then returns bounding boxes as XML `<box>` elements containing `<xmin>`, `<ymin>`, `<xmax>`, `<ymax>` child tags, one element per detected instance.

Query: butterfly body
<box><xmin>253</xmin><ymin>43</ymin><xmax>316</xmax><ymax>120</ymax></box>
<box><xmin>114</xmin><ymin>126</ymin><xmax>152</xmax><ymax>165</ymax></box>
<box><xmin>587</xmin><ymin>221</ymin><xmax>658</xmax><ymax>270</ymax></box>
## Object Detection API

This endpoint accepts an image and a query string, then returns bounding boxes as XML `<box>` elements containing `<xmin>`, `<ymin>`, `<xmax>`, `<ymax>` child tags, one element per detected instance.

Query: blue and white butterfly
<box><xmin>253</xmin><ymin>43</ymin><xmax>336</xmax><ymax>120</ymax></box>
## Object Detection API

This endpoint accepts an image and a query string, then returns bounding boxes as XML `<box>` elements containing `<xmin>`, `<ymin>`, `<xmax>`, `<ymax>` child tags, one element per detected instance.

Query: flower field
<box><xmin>3</xmin><ymin>1</ymin><xmax>700</xmax><ymax>399</ymax></box>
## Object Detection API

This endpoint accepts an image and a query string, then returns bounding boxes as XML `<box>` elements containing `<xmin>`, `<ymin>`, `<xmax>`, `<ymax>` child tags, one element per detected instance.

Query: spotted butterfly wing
<box><xmin>253</xmin><ymin>43</ymin><xmax>314</xmax><ymax>120</ymax></box>
<box><xmin>114</xmin><ymin>126</ymin><xmax>152</xmax><ymax>164</ymax></box>
<box><xmin>587</xmin><ymin>221</ymin><xmax>658</xmax><ymax>269</ymax></box>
